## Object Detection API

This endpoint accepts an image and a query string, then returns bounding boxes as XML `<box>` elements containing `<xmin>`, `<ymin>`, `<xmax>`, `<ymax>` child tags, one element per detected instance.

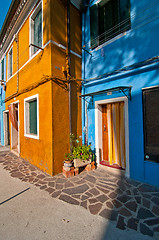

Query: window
<box><xmin>143</xmin><ymin>87</ymin><xmax>159</xmax><ymax>163</ymax></box>
<box><xmin>30</xmin><ymin>3</ymin><xmax>42</xmax><ymax>56</ymax></box>
<box><xmin>90</xmin><ymin>0</ymin><xmax>131</xmax><ymax>49</ymax></box>
<box><xmin>1</xmin><ymin>58</ymin><xmax>4</xmax><ymax>80</ymax></box>
<box><xmin>24</xmin><ymin>94</ymin><xmax>39</xmax><ymax>139</ymax></box>
<box><xmin>8</xmin><ymin>48</ymin><xmax>13</xmax><ymax>78</ymax></box>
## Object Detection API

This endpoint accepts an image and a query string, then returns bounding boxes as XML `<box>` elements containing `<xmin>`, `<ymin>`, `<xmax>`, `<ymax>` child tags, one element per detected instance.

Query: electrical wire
<box><xmin>91</xmin><ymin>11</ymin><xmax>159</xmax><ymax>49</ymax></box>
<box><xmin>86</xmin><ymin>1</ymin><xmax>159</xmax><ymax>49</ymax></box>
<box><xmin>84</xmin><ymin>56</ymin><xmax>159</xmax><ymax>82</ymax></box>
<box><xmin>90</xmin><ymin>9</ymin><xmax>159</xmax><ymax>48</ymax></box>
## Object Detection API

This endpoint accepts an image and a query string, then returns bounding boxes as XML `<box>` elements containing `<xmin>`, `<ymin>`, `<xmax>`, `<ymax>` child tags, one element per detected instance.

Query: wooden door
<box><xmin>101</xmin><ymin>102</ymin><xmax>126</xmax><ymax>169</ymax></box>
<box><xmin>102</xmin><ymin>104</ymin><xmax>108</xmax><ymax>161</ymax></box>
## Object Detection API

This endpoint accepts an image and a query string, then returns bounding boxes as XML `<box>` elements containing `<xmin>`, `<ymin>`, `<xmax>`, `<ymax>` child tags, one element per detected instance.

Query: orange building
<box><xmin>0</xmin><ymin>0</ymin><xmax>82</xmax><ymax>175</ymax></box>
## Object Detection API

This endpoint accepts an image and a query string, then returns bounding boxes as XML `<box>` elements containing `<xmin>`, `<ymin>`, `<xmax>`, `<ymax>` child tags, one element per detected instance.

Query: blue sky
<box><xmin>0</xmin><ymin>0</ymin><xmax>12</xmax><ymax>32</ymax></box>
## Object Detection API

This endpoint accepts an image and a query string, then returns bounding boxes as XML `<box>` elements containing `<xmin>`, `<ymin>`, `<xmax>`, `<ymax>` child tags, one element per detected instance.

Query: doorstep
<box><xmin>98</xmin><ymin>163</ymin><xmax>125</xmax><ymax>177</ymax></box>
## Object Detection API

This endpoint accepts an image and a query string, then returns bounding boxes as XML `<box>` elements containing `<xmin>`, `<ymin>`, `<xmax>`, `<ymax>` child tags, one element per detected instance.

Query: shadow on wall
<box><xmin>85</xmin><ymin>1</ymin><xmax>159</xmax><ymax>80</ymax></box>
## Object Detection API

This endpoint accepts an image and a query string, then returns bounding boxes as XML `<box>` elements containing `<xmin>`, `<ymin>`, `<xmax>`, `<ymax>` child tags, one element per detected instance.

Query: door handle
<box><xmin>104</xmin><ymin>124</ymin><xmax>106</xmax><ymax>131</ymax></box>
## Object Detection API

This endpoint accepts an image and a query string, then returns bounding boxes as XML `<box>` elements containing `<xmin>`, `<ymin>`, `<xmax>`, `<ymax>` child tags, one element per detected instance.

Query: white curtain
<box><xmin>107</xmin><ymin>102</ymin><xmax>126</xmax><ymax>169</ymax></box>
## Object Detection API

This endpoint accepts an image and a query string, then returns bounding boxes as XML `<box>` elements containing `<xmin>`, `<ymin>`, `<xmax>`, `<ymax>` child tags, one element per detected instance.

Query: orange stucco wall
<box><xmin>18</xmin><ymin>18</ymin><xmax>29</xmax><ymax>69</ymax></box>
<box><xmin>5</xmin><ymin>0</ymin><xmax>82</xmax><ymax>176</ymax></box>
<box><xmin>50</xmin><ymin>1</ymin><xmax>82</xmax><ymax>174</ymax></box>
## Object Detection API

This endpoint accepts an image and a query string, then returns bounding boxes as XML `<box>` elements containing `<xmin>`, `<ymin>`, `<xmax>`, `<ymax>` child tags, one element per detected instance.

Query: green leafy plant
<box><xmin>64</xmin><ymin>153</ymin><xmax>74</xmax><ymax>162</ymax></box>
<box><xmin>72</xmin><ymin>144</ymin><xmax>92</xmax><ymax>160</ymax></box>
<box><xmin>65</xmin><ymin>134</ymin><xmax>94</xmax><ymax>162</ymax></box>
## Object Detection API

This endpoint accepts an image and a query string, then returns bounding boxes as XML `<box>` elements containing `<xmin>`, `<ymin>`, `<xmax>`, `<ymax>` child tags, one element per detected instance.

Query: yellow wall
<box><xmin>50</xmin><ymin>1</ymin><xmax>82</xmax><ymax>174</ymax></box>
<box><xmin>70</xmin><ymin>4</ymin><xmax>82</xmax><ymax>56</ymax></box>
<box><xmin>5</xmin><ymin>0</ymin><xmax>82</xmax><ymax>176</ymax></box>
<box><xmin>6</xmin><ymin>81</ymin><xmax>53</xmax><ymax>175</ymax></box>
<box><xmin>18</xmin><ymin>18</ymin><xmax>29</xmax><ymax>69</ymax></box>
<box><xmin>50</xmin><ymin>0</ymin><xmax>66</xmax><ymax>48</ymax></box>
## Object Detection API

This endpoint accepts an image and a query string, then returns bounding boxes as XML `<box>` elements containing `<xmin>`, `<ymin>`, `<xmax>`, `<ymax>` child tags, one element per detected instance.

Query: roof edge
<box><xmin>0</xmin><ymin>0</ymin><xmax>21</xmax><ymax>44</ymax></box>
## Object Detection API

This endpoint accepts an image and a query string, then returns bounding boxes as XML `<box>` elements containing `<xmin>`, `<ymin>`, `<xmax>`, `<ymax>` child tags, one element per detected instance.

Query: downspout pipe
<box><xmin>82</xmin><ymin>0</ymin><xmax>86</xmax><ymax>144</ymax></box>
<box><xmin>66</xmin><ymin>0</ymin><xmax>72</xmax><ymax>151</ymax></box>
<box><xmin>5</xmin><ymin>34</ymin><xmax>19</xmax><ymax>102</ymax></box>
<box><xmin>16</xmin><ymin>34</ymin><xmax>19</xmax><ymax>92</ymax></box>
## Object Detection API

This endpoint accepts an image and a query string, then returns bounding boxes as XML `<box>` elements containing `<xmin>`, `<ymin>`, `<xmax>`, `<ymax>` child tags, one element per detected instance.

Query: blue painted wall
<box><xmin>0</xmin><ymin>56</ymin><xmax>6</xmax><ymax>145</ymax></box>
<box><xmin>82</xmin><ymin>0</ymin><xmax>159</xmax><ymax>187</ymax></box>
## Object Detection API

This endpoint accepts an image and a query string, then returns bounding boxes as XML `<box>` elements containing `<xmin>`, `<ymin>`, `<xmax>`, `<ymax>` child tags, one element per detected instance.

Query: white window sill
<box><xmin>29</xmin><ymin>48</ymin><xmax>42</xmax><ymax>60</ymax></box>
<box><xmin>7</xmin><ymin>75</ymin><xmax>13</xmax><ymax>82</ymax></box>
<box><xmin>24</xmin><ymin>133</ymin><xmax>39</xmax><ymax>139</ymax></box>
<box><xmin>93</xmin><ymin>32</ymin><xmax>127</xmax><ymax>51</ymax></box>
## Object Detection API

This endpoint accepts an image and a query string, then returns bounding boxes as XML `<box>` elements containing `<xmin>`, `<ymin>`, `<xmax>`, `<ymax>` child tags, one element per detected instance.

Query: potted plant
<box><xmin>64</xmin><ymin>153</ymin><xmax>74</xmax><ymax>167</ymax></box>
<box><xmin>72</xmin><ymin>144</ymin><xmax>92</xmax><ymax>167</ymax></box>
<box><xmin>64</xmin><ymin>134</ymin><xmax>94</xmax><ymax>168</ymax></box>
<box><xmin>70</xmin><ymin>132</ymin><xmax>93</xmax><ymax>167</ymax></box>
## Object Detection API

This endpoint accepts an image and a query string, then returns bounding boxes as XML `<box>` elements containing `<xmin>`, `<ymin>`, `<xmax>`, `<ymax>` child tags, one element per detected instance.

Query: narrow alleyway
<box><xmin>0</xmin><ymin>151</ymin><xmax>159</xmax><ymax>239</ymax></box>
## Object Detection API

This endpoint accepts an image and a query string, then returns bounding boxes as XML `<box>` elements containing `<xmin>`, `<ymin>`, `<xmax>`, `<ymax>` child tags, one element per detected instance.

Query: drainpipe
<box><xmin>16</xmin><ymin>34</ymin><xmax>19</xmax><ymax>92</ymax></box>
<box><xmin>82</xmin><ymin>0</ymin><xmax>86</xmax><ymax>144</ymax></box>
<box><xmin>66</xmin><ymin>0</ymin><xmax>72</xmax><ymax>151</ymax></box>
<box><xmin>5</xmin><ymin>33</ymin><xmax>19</xmax><ymax>102</ymax></box>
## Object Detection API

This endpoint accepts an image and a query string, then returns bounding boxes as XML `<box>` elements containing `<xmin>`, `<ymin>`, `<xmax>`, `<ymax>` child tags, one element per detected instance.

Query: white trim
<box><xmin>7</xmin><ymin>47</ymin><xmax>42</xmax><ymax>82</ymax></box>
<box><xmin>49</xmin><ymin>40</ymin><xmax>82</xmax><ymax>58</ymax></box>
<box><xmin>0</xmin><ymin>0</ymin><xmax>39</xmax><ymax>60</ymax></box>
<box><xmin>6</xmin><ymin>39</ymin><xmax>82</xmax><ymax>82</ymax></box>
<box><xmin>24</xmin><ymin>94</ymin><xmax>39</xmax><ymax>139</ymax></box>
<box><xmin>70</xmin><ymin>50</ymin><xmax>82</xmax><ymax>58</ymax></box>
<box><xmin>29</xmin><ymin>1</ymin><xmax>43</xmax><ymax>58</ymax></box>
<box><xmin>0</xmin><ymin>0</ymin><xmax>82</xmax><ymax>61</ymax></box>
<box><xmin>10</xmin><ymin>100</ymin><xmax>20</xmax><ymax>154</ymax></box>
<box><xmin>24</xmin><ymin>133</ymin><xmax>39</xmax><ymax>140</ymax></box>
<box><xmin>7</xmin><ymin>47</ymin><xmax>13</xmax><ymax>80</ymax></box>
<box><xmin>95</xmin><ymin>96</ymin><xmax>130</xmax><ymax>178</ymax></box>
<box><xmin>1</xmin><ymin>58</ymin><xmax>4</xmax><ymax>80</ymax></box>
<box><xmin>142</xmin><ymin>85</ymin><xmax>159</xmax><ymax>90</ymax></box>
<box><xmin>0</xmin><ymin>53</ymin><xmax>6</xmax><ymax>63</ymax></box>
<box><xmin>3</xmin><ymin>110</ymin><xmax>9</xmax><ymax>113</ymax></box>
<box><xmin>3</xmin><ymin>110</ymin><xmax>9</xmax><ymax>146</ymax></box>
<box><xmin>50</xmin><ymin>40</ymin><xmax>66</xmax><ymax>51</ymax></box>
<box><xmin>94</xmin><ymin>32</ymin><xmax>126</xmax><ymax>51</ymax></box>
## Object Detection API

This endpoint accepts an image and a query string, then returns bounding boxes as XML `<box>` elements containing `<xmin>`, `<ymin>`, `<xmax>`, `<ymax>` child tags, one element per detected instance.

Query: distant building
<box><xmin>0</xmin><ymin>56</ymin><xmax>7</xmax><ymax>146</ymax></box>
<box><xmin>0</xmin><ymin>0</ymin><xmax>82</xmax><ymax>175</ymax></box>
<box><xmin>82</xmin><ymin>0</ymin><xmax>159</xmax><ymax>187</ymax></box>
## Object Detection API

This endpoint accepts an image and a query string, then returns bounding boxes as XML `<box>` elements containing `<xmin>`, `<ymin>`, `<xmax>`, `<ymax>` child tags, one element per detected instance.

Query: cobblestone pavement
<box><xmin>0</xmin><ymin>151</ymin><xmax>159</xmax><ymax>239</ymax></box>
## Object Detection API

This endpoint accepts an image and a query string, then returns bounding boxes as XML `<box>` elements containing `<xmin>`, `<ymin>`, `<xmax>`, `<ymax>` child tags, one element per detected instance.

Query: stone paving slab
<box><xmin>0</xmin><ymin>151</ymin><xmax>159</xmax><ymax>239</ymax></box>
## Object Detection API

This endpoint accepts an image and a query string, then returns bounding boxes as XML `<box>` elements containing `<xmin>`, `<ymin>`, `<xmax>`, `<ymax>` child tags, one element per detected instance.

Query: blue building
<box><xmin>0</xmin><ymin>56</ymin><xmax>7</xmax><ymax>146</ymax></box>
<box><xmin>82</xmin><ymin>0</ymin><xmax>159</xmax><ymax>187</ymax></box>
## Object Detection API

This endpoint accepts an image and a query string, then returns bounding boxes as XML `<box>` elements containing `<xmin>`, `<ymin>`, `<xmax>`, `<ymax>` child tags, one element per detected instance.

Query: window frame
<box><xmin>142</xmin><ymin>86</ymin><xmax>159</xmax><ymax>164</ymax></box>
<box><xmin>90</xmin><ymin>0</ymin><xmax>131</xmax><ymax>49</ymax></box>
<box><xmin>8</xmin><ymin>47</ymin><xmax>13</xmax><ymax>79</ymax></box>
<box><xmin>24</xmin><ymin>94</ymin><xmax>39</xmax><ymax>139</ymax></box>
<box><xmin>1</xmin><ymin>58</ymin><xmax>4</xmax><ymax>81</ymax></box>
<box><xmin>29</xmin><ymin>1</ymin><xmax>43</xmax><ymax>57</ymax></box>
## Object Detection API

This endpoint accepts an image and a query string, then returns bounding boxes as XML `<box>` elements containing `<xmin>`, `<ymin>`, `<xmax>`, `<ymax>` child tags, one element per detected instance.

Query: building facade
<box><xmin>0</xmin><ymin>0</ymin><xmax>82</xmax><ymax>175</ymax></box>
<box><xmin>82</xmin><ymin>0</ymin><xmax>159</xmax><ymax>187</ymax></box>
<box><xmin>0</xmin><ymin>56</ymin><xmax>6</xmax><ymax>145</ymax></box>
